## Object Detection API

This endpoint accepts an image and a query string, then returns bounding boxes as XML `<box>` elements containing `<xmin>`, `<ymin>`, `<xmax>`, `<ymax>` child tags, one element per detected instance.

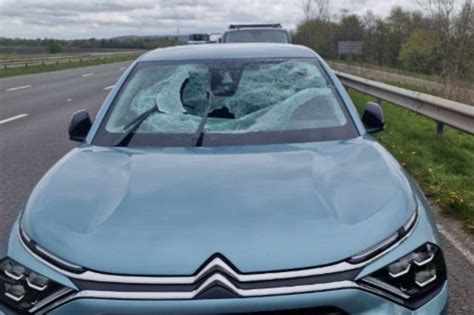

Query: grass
<box><xmin>0</xmin><ymin>48</ymin><xmax>142</xmax><ymax>61</ymax></box>
<box><xmin>336</xmin><ymin>69</ymin><xmax>474</xmax><ymax>105</ymax></box>
<box><xmin>383</xmin><ymin>80</ymin><xmax>474</xmax><ymax>107</ymax></box>
<box><xmin>349</xmin><ymin>90</ymin><xmax>474</xmax><ymax>232</ymax></box>
<box><xmin>0</xmin><ymin>52</ymin><xmax>91</xmax><ymax>61</ymax></box>
<box><xmin>383</xmin><ymin>79</ymin><xmax>447</xmax><ymax>99</ymax></box>
<box><xmin>0</xmin><ymin>54</ymin><xmax>140</xmax><ymax>78</ymax></box>
<box><xmin>0</xmin><ymin>53</ymin><xmax>66</xmax><ymax>60</ymax></box>
<box><xmin>331</xmin><ymin>60</ymin><xmax>474</xmax><ymax>105</ymax></box>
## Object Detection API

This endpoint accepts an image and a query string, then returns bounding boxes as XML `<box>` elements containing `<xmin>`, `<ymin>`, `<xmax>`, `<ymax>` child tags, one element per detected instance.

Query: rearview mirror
<box><xmin>69</xmin><ymin>110</ymin><xmax>92</xmax><ymax>142</ymax></box>
<box><xmin>362</xmin><ymin>102</ymin><xmax>385</xmax><ymax>134</ymax></box>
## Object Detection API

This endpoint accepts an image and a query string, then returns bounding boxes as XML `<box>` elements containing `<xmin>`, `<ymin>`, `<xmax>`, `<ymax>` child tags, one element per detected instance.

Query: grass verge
<box><xmin>0</xmin><ymin>54</ymin><xmax>140</xmax><ymax>79</ymax></box>
<box><xmin>349</xmin><ymin>90</ymin><xmax>474</xmax><ymax>233</ymax></box>
<box><xmin>330</xmin><ymin>59</ymin><xmax>474</xmax><ymax>89</ymax></box>
<box><xmin>331</xmin><ymin>61</ymin><xmax>474</xmax><ymax>105</ymax></box>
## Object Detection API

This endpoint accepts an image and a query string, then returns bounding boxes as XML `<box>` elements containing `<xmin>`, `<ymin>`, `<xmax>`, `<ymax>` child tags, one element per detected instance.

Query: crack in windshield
<box><xmin>97</xmin><ymin>59</ymin><xmax>358</xmax><ymax>147</ymax></box>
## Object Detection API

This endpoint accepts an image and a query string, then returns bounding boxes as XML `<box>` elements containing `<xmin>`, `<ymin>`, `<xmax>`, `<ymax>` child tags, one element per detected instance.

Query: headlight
<box><xmin>358</xmin><ymin>243</ymin><xmax>447</xmax><ymax>309</ymax></box>
<box><xmin>0</xmin><ymin>258</ymin><xmax>72</xmax><ymax>313</ymax></box>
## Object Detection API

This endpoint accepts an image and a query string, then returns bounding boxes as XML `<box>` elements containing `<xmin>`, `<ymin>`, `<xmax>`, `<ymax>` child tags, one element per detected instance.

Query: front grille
<box><xmin>72</xmin><ymin>267</ymin><xmax>361</xmax><ymax>294</ymax></box>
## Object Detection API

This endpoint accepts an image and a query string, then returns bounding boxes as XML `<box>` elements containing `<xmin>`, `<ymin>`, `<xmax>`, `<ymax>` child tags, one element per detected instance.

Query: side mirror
<box><xmin>69</xmin><ymin>110</ymin><xmax>92</xmax><ymax>142</ymax></box>
<box><xmin>362</xmin><ymin>102</ymin><xmax>385</xmax><ymax>134</ymax></box>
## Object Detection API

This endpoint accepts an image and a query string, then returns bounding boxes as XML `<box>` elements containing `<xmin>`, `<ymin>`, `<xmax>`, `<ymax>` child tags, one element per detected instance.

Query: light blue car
<box><xmin>1</xmin><ymin>44</ymin><xmax>448</xmax><ymax>314</ymax></box>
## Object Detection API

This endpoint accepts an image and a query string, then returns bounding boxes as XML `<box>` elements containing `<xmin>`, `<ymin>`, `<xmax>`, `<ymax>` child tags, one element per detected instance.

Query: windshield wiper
<box><xmin>192</xmin><ymin>90</ymin><xmax>214</xmax><ymax>147</ymax></box>
<box><xmin>114</xmin><ymin>106</ymin><xmax>165</xmax><ymax>147</ymax></box>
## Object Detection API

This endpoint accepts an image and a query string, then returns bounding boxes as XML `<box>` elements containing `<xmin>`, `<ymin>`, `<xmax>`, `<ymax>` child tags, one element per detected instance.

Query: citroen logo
<box><xmin>191</xmin><ymin>255</ymin><xmax>242</xmax><ymax>298</ymax></box>
<box><xmin>194</xmin><ymin>256</ymin><xmax>238</xmax><ymax>281</ymax></box>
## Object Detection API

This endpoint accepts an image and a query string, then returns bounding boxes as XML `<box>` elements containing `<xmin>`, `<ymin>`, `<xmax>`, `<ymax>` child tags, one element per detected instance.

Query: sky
<box><xmin>0</xmin><ymin>0</ymin><xmax>421</xmax><ymax>39</ymax></box>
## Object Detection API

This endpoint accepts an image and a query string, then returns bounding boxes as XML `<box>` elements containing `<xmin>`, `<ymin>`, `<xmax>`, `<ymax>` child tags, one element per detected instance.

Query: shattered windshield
<box><xmin>96</xmin><ymin>58</ymin><xmax>358</xmax><ymax>147</ymax></box>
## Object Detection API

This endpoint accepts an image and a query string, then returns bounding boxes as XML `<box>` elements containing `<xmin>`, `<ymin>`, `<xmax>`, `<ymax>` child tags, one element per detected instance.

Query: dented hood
<box><xmin>22</xmin><ymin>137</ymin><xmax>416</xmax><ymax>275</ymax></box>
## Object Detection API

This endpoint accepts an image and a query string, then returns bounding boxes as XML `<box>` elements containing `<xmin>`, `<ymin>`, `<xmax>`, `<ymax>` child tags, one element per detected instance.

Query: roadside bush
<box><xmin>293</xmin><ymin>19</ymin><xmax>337</xmax><ymax>58</ymax></box>
<box><xmin>45</xmin><ymin>39</ymin><xmax>63</xmax><ymax>54</ymax></box>
<box><xmin>399</xmin><ymin>29</ymin><xmax>442</xmax><ymax>74</ymax></box>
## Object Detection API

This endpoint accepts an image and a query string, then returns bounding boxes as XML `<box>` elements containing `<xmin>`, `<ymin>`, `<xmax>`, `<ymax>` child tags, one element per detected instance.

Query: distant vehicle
<box><xmin>187</xmin><ymin>33</ymin><xmax>210</xmax><ymax>45</ymax></box>
<box><xmin>222</xmin><ymin>24</ymin><xmax>291</xmax><ymax>44</ymax></box>
<box><xmin>209</xmin><ymin>33</ymin><xmax>222</xmax><ymax>44</ymax></box>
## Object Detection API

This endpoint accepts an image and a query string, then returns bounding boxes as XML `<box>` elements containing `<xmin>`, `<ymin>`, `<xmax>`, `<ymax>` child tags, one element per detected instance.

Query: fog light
<box><xmin>4</xmin><ymin>283</ymin><xmax>26</xmax><ymax>302</ymax></box>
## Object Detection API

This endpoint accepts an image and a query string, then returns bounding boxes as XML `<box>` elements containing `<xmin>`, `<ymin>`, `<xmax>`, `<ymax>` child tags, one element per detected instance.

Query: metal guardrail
<box><xmin>330</xmin><ymin>62</ymin><xmax>474</xmax><ymax>106</ymax></box>
<box><xmin>335</xmin><ymin>71</ymin><xmax>474</xmax><ymax>135</ymax></box>
<box><xmin>0</xmin><ymin>51</ymin><xmax>143</xmax><ymax>69</ymax></box>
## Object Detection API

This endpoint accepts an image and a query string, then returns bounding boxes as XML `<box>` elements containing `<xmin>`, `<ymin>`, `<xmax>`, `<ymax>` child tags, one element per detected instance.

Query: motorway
<box><xmin>1</xmin><ymin>62</ymin><xmax>473</xmax><ymax>314</ymax></box>
<box><xmin>0</xmin><ymin>62</ymin><xmax>130</xmax><ymax>245</ymax></box>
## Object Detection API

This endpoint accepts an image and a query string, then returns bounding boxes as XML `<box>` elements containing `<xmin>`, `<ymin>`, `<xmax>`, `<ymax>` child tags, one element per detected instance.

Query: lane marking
<box><xmin>0</xmin><ymin>113</ymin><xmax>29</xmax><ymax>125</ymax></box>
<box><xmin>66</xmin><ymin>98</ymin><xmax>72</xmax><ymax>102</ymax></box>
<box><xmin>104</xmin><ymin>85</ymin><xmax>115</xmax><ymax>91</ymax></box>
<box><xmin>437</xmin><ymin>224</ymin><xmax>474</xmax><ymax>265</ymax></box>
<box><xmin>82</xmin><ymin>73</ymin><xmax>94</xmax><ymax>77</ymax></box>
<box><xmin>6</xmin><ymin>85</ymin><xmax>31</xmax><ymax>92</ymax></box>
<box><xmin>119</xmin><ymin>66</ymin><xmax>126</xmax><ymax>70</ymax></box>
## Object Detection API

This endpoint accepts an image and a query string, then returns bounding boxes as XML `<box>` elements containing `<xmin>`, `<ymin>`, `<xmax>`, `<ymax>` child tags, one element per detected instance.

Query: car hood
<box><xmin>22</xmin><ymin>137</ymin><xmax>416</xmax><ymax>275</ymax></box>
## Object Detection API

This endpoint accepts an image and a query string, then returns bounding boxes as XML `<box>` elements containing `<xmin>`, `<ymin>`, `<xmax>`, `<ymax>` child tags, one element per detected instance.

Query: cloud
<box><xmin>0</xmin><ymin>0</ymin><xmax>419</xmax><ymax>39</ymax></box>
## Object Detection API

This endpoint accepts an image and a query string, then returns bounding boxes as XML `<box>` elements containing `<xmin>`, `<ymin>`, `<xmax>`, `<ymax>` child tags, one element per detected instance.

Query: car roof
<box><xmin>228</xmin><ymin>23</ymin><xmax>283</xmax><ymax>29</ymax></box>
<box><xmin>225</xmin><ymin>28</ymin><xmax>288</xmax><ymax>33</ymax></box>
<box><xmin>139</xmin><ymin>44</ymin><xmax>317</xmax><ymax>61</ymax></box>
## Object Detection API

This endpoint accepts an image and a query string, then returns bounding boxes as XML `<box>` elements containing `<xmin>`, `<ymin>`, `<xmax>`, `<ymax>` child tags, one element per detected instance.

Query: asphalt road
<box><xmin>0</xmin><ymin>61</ymin><xmax>131</xmax><ymax>244</ymax></box>
<box><xmin>1</xmin><ymin>62</ymin><xmax>473</xmax><ymax>314</ymax></box>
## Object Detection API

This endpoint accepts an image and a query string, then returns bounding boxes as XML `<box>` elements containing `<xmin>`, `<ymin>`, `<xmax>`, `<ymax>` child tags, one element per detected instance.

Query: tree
<box><xmin>294</xmin><ymin>1</ymin><xmax>474</xmax><ymax>82</ymax></box>
<box><xmin>337</xmin><ymin>14</ymin><xmax>365</xmax><ymax>41</ymax></box>
<box><xmin>301</xmin><ymin>0</ymin><xmax>330</xmax><ymax>21</ymax></box>
<box><xmin>400</xmin><ymin>29</ymin><xmax>442</xmax><ymax>73</ymax></box>
<box><xmin>294</xmin><ymin>19</ymin><xmax>338</xmax><ymax>58</ymax></box>
<box><xmin>452</xmin><ymin>0</ymin><xmax>474</xmax><ymax>80</ymax></box>
<box><xmin>361</xmin><ymin>11</ymin><xmax>384</xmax><ymax>64</ymax></box>
<box><xmin>384</xmin><ymin>7</ymin><xmax>414</xmax><ymax>66</ymax></box>
<box><xmin>45</xmin><ymin>39</ymin><xmax>63</xmax><ymax>54</ymax></box>
<box><xmin>420</xmin><ymin>0</ymin><xmax>457</xmax><ymax>79</ymax></box>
